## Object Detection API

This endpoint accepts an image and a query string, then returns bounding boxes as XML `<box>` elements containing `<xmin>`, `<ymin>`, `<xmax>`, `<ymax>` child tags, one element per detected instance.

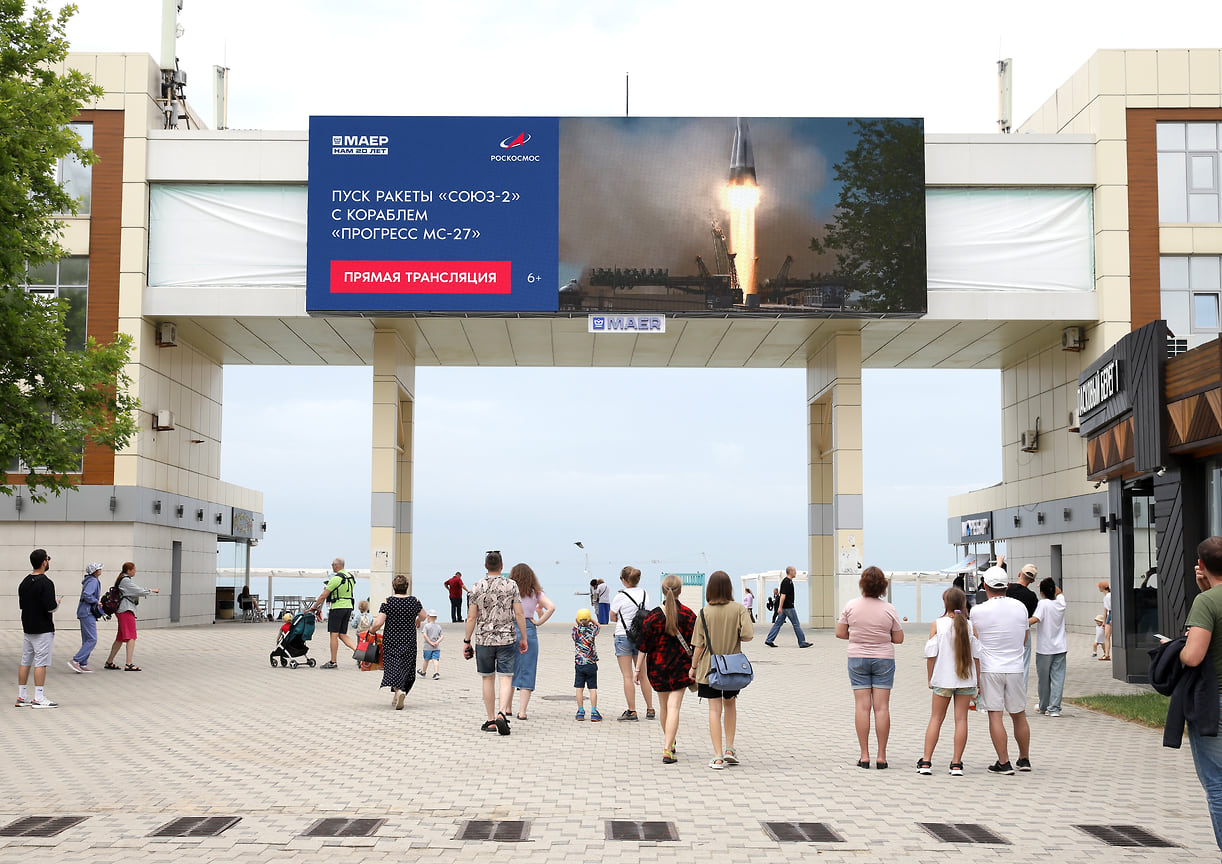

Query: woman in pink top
<box><xmin>835</xmin><ymin>566</ymin><xmax>904</xmax><ymax>769</ymax></box>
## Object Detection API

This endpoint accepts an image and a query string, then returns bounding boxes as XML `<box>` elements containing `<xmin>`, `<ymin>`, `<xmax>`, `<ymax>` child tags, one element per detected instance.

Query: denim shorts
<box><xmin>475</xmin><ymin>643</ymin><xmax>517</xmax><ymax>677</ymax></box>
<box><xmin>613</xmin><ymin>634</ymin><xmax>638</xmax><ymax>658</ymax></box>
<box><xmin>422</xmin><ymin>649</ymin><xmax>440</xmax><ymax>661</ymax></box>
<box><xmin>932</xmin><ymin>685</ymin><xmax>977</xmax><ymax>698</ymax></box>
<box><xmin>847</xmin><ymin>657</ymin><xmax>895</xmax><ymax>690</ymax></box>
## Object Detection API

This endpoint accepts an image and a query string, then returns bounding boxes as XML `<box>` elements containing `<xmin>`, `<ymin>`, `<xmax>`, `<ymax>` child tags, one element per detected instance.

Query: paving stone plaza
<box><xmin>0</xmin><ymin>620</ymin><xmax>1216</xmax><ymax>862</ymax></box>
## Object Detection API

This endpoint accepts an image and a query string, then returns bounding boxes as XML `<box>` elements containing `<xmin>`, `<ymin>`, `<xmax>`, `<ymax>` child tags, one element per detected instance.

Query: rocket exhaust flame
<box><xmin>727</xmin><ymin>119</ymin><xmax>759</xmax><ymax>296</ymax></box>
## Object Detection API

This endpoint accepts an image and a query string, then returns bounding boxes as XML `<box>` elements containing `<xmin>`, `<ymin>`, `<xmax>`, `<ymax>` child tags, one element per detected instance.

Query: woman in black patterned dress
<box><xmin>368</xmin><ymin>574</ymin><xmax>426</xmax><ymax>710</ymax></box>
<box><xmin>634</xmin><ymin>574</ymin><xmax>695</xmax><ymax>764</ymax></box>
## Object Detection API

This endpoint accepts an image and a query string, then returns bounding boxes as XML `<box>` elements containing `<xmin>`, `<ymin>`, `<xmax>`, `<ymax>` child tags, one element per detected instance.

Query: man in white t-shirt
<box><xmin>970</xmin><ymin>566</ymin><xmax>1032</xmax><ymax>775</ymax></box>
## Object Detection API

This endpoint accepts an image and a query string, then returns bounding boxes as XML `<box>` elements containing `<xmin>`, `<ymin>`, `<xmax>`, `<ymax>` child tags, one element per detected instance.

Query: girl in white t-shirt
<box><xmin>917</xmin><ymin>587</ymin><xmax>981</xmax><ymax>776</ymax></box>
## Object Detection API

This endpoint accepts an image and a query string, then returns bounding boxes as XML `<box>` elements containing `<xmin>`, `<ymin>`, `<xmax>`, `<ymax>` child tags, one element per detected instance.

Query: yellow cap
<box><xmin>576</xmin><ymin>608</ymin><xmax>592</xmax><ymax>622</ymax></box>
<box><xmin>283</xmin><ymin>612</ymin><xmax>293</xmax><ymax>622</ymax></box>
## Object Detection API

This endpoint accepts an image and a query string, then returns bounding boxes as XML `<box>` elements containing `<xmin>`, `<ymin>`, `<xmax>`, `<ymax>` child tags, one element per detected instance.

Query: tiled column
<box><xmin>370</xmin><ymin>329</ymin><xmax>416</xmax><ymax>603</ymax></box>
<box><xmin>806</xmin><ymin>330</ymin><xmax>864</xmax><ymax>627</ymax></box>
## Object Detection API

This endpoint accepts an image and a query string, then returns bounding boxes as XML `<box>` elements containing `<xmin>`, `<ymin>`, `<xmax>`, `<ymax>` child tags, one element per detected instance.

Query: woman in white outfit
<box><xmin>917</xmin><ymin>587</ymin><xmax>981</xmax><ymax>776</ymax></box>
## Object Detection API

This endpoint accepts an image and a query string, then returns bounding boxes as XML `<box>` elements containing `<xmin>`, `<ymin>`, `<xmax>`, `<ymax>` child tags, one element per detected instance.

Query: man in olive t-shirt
<box><xmin>1181</xmin><ymin>536</ymin><xmax>1222</xmax><ymax>853</ymax></box>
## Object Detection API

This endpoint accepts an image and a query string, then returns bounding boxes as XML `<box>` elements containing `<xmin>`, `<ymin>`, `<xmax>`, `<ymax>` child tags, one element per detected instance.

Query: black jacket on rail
<box><xmin>1148</xmin><ymin>636</ymin><xmax>1219</xmax><ymax>748</ymax></box>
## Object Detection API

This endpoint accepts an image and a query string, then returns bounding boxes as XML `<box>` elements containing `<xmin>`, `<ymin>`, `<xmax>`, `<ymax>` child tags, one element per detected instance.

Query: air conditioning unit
<box><xmin>153</xmin><ymin>409</ymin><xmax>175</xmax><ymax>431</ymax></box>
<box><xmin>1020</xmin><ymin>429</ymin><xmax>1039</xmax><ymax>452</ymax></box>
<box><xmin>1068</xmin><ymin>409</ymin><xmax>1080</xmax><ymax>432</ymax></box>
<box><xmin>156</xmin><ymin>321</ymin><xmax>178</xmax><ymax>347</ymax></box>
<box><xmin>1062</xmin><ymin>326</ymin><xmax>1085</xmax><ymax>351</ymax></box>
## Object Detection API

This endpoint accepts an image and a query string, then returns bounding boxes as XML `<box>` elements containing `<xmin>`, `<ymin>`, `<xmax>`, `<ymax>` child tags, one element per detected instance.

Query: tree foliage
<box><xmin>0</xmin><ymin>1</ymin><xmax>137</xmax><ymax>500</ymax></box>
<box><xmin>809</xmin><ymin>118</ymin><xmax>927</xmax><ymax>313</ymax></box>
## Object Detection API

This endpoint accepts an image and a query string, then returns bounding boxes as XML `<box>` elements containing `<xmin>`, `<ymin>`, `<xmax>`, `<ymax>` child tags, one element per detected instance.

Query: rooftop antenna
<box><xmin>160</xmin><ymin>0</ymin><xmax>189</xmax><ymax>129</ymax></box>
<box><xmin>213</xmin><ymin>63</ymin><xmax>228</xmax><ymax>130</ymax></box>
<box><xmin>997</xmin><ymin>58</ymin><xmax>1013</xmax><ymax>133</ymax></box>
<box><xmin>625</xmin><ymin>72</ymin><xmax>629</xmax><ymax>117</ymax></box>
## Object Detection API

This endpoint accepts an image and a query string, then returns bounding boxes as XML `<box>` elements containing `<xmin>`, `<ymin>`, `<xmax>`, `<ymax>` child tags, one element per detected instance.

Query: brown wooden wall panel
<box><xmin>1126</xmin><ymin>108</ymin><xmax>1222</xmax><ymax>332</ymax></box>
<box><xmin>1165</xmin><ymin>339</ymin><xmax>1222</xmax><ymax>400</ymax></box>
<box><xmin>77</xmin><ymin>109</ymin><xmax>124</xmax><ymax>486</ymax></box>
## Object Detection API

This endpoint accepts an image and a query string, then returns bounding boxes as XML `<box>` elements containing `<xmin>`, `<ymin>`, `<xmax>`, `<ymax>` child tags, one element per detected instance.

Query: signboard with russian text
<box><xmin>307</xmin><ymin>116</ymin><xmax>926</xmax><ymax>316</ymax></box>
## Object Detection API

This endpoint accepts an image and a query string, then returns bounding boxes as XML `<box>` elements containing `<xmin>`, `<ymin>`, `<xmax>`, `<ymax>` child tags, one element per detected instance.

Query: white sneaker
<box><xmin>28</xmin><ymin>698</ymin><xmax>59</xmax><ymax>709</ymax></box>
<box><xmin>1047</xmin><ymin>709</ymin><xmax>1062</xmax><ymax>717</ymax></box>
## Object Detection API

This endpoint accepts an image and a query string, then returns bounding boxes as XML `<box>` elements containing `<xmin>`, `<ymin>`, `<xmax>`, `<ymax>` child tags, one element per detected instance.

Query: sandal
<box><xmin>708</xmin><ymin>758</ymin><xmax>726</xmax><ymax>770</ymax></box>
<box><xmin>917</xmin><ymin>759</ymin><xmax>933</xmax><ymax>775</ymax></box>
<box><xmin>103</xmin><ymin>662</ymin><xmax>120</xmax><ymax>670</ymax></box>
<box><xmin>124</xmin><ymin>664</ymin><xmax>142</xmax><ymax>671</ymax></box>
<box><xmin>516</xmin><ymin>714</ymin><xmax>528</xmax><ymax>720</ymax></box>
<box><xmin>662</xmin><ymin>747</ymin><xmax>677</xmax><ymax>764</ymax></box>
<box><xmin>722</xmin><ymin>748</ymin><xmax>739</xmax><ymax>765</ymax></box>
<box><xmin>481</xmin><ymin>720</ymin><xmax>499</xmax><ymax>732</ymax></box>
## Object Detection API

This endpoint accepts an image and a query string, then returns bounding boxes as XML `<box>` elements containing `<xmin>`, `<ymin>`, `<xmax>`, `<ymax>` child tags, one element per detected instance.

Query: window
<box><xmin>1158</xmin><ymin>122</ymin><xmax>1222</xmax><ymax>223</ymax></box>
<box><xmin>23</xmin><ymin>256</ymin><xmax>89</xmax><ymax>350</ymax></box>
<box><xmin>1161</xmin><ymin>255</ymin><xmax>1222</xmax><ymax>349</ymax></box>
<box><xmin>55</xmin><ymin>122</ymin><xmax>92</xmax><ymax>215</ymax></box>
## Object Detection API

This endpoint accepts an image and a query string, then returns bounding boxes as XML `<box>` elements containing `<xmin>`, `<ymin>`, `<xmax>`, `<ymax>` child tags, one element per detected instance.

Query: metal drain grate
<box><xmin>303</xmin><ymin>817</ymin><xmax>386</xmax><ymax>838</ymax></box>
<box><xmin>918</xmin><ymin>822</ymin><xmax>1009</xmax><ymax>845</ymax></box>
<box><xmin>762</xmin><ymin>821</ymin><xmax>844</xmax><ymax>842</ymax></box>
<box><xmin>605</xmin><ymin>820</ymin><xmax>679</xmax><ymax>841</ymax></box>
<box><xmin>455</xmin><ymin>820</ymin><xmax>531</xmax><ymax>841</ymax></box>
<box><xmin>149</xmin><ymin>816</ymin><xmax>241</xmax><ymax>838</ymax></box>
<box><xmin>1075</xmin><ymin>825</ymin><xmax>1177</xmax><ymax>847</ymax></box>
<box><xmin>0</xmin><ymin>816</ymin><xmax>88</xmax><ymax>838</ymax></box>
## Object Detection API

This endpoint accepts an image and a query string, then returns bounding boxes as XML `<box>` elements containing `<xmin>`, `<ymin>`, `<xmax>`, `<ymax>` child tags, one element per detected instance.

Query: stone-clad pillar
<box><xmin>370</xmin><ymin>329</ymin><xmax>415</xmax><ymax>604</ymax></box>
<box><xmin>806</xmin><ymin>330</ymin><xmax>864</xmax><ymax>627</ymax></box>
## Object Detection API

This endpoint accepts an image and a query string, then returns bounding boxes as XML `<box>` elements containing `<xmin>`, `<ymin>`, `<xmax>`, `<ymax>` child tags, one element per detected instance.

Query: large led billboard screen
<box><xmin>307</xmin><ymin>116</ymin><xmax>926</xmax><ymax>316</ymax></box>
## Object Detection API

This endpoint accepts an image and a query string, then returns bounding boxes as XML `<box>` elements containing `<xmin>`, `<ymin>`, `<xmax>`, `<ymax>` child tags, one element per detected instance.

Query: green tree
<box><xmin>810</xmin><ymin>118</ymin><xmax>927</xmax><ymax>313</ymax></box>
<box><xmin>0</xmin><ymin>0</ymin><xmax>137</xmax><ymax>500</ymax></box>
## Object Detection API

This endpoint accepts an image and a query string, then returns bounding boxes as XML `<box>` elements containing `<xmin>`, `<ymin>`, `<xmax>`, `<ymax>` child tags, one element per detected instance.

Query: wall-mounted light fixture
<box><xmin>14</xmin><ymin>495</ymin><xmax>23</xmax><ymax>512</ymax></box>
<box><xmin>215</xmin><ymin>512</ymin><xmax>223</xmax><ymax>525</ymax></box>
<box><xmin>153</xmin><ymin>499</ymin><xmax>162</xmax><ymax>515</ymax></box>
<box><xmin>176</xmin><ymin>504</ymin><xmax>184</xmax><ymax>518</ymax></box>
<box><xmin>109</xmin><ymin>495</ymin><xmax>118</xmax><ymax>512</ymax></box>
<box><xmin>1013</xmin><ymin>514</ymin><xmax>1021</xmax><ymax>527</ymax></box>
<box><xmin>1063</xmin><ymin>507</ymin><xmax>1072</xmax><ymax>521</ymax></box>
<box><xmin>260</xmin><ymin>522</ymin><xmax>267</xmax><ymax>532</ymax></box>
<box><xmin>1156</xmin><ymin>466</ymin><xmax>1167</xmax><ymax>477</ymax></box>
<box><xmin>195</xmin><ymin>508</ymin><xmax>204</xmax><ymax>521</ymax></box>
<box><xmin>1037</xmin><ymin>511</ymin><xmax>1045</xmax><ymax>524</ymax></box>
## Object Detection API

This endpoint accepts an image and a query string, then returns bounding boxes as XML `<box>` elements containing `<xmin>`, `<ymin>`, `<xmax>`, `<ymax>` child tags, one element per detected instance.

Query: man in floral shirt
<box><xmin>463</xmin><ymin>550</ymin><xmax>527</xmax><ymax>735</ymax></box>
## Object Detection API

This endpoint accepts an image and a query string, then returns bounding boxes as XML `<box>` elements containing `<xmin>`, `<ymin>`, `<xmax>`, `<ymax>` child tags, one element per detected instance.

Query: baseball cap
<box><xmin>1019</xmin><ymin>564</ymin><xmax>1038</xmax><ymax>580</ymax></box>
<box><xmin>427</xmin><ymin>609</ymin><xmax>437</xmax><ymax>617</ymax></box>
<box><xmin>981</xmin><ymin>566</ymin><xmax>1009</xmax><ymax>589</ymax></box>
<box><xmin>576</xmin><ymin>607</ymin><xmax>592</xmax><ymax>622</ymax></box>
<box><xmin>85</xmin><ymin>562</ymin><xmax>103</xmax><ymax>575</ymax></box>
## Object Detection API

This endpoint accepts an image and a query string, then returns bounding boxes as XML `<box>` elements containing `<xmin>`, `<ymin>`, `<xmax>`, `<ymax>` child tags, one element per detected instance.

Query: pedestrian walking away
<box><xmin>508</xmin><ymin>562</ymin><xmax>555</xmax><ymax>719</ymax></box>
<box><xmin>309</xmin><ymin>557</ymin><xmax>358</xmax><ymax>668</ymax></box>
<box><xmin>366</xmin><ymin>574</ymin><xmax>426</xmax><ymax>710</ymax></box>
<box><xmin>16</xmin><ymin>549</ymin><xmax>61</xmax><ymax>708</ymax></box>
<box><xmin>971</xmin><ymin>565</ymin><xmax>1032</xmax><ymax>775</ymax></box>
<box><xmin>918</xmin><ymin>587</ymin><xmax>981</xmax><ymax>776</ymax></box>
<box><xmin>836</xmin><ymin>565</ymin><xmax>904</xmax><ymax>768</ymax></box>
<box><xmin>102</xmin><ymin>562</ymin><xmax>159</xmax><ymax>672</ymax></box>
<box><xmin>764</xmin><ymin>566</ymin><xmax>811</xmax><ymax>648</ymax></box>
<box><xmin>1030</xmin><ymin>577</ymin><xmax>1068</xmax><ymax>716</ymax></box>
<box><xmin>444</xmin><ymin>571</ymin><xmax>468</xmax><ymax>623</ymax></box>
<box><xmin>689</xmin><ymin>570</ymin><xmax>753</xmax><ymax>769</ymax></box>
<box><xmin>634</xmin><ymin>574</ymin><xmax>696</xmax><ymax>764</ymax></box>
<box><xmin>1006</xmin><ymin>564</ymin><xmax>1040</xmax><ymax>689</ymax></box>
<box><xmin>464</xmin><ymin>550</ymin><xmax>528</xmax><ymax>735</ymax></box>
<box><xmin>572</xmin><ymin>608</ymin><xmax>601</xmax><ymax>721</ymax></box>
<box><xmin>609</xmin><ymin>565</ymin><xmax>655</xmax><ymax>721</ymax></box>
<box><xmin>71</xmin><ymin>562</ymin><xmax>104</xmax><ymax>673</ymax></box>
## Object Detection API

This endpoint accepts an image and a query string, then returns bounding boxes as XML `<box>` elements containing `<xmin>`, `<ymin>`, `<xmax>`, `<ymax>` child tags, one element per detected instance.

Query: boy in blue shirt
<box><xmin>572</xmin><ymin>608</ymin><xmax>601</xmax><ymax>721</ymax></box>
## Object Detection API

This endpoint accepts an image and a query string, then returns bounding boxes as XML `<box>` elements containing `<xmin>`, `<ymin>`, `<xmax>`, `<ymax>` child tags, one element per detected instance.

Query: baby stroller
<box><xmin>270</xmin><ymin>611</ymin><xmax>318</xmax><ymax>668</ymax></box>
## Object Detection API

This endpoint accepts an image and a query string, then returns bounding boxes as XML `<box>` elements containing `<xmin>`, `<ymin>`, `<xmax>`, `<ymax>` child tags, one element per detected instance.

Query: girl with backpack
<box><xmin>917</xmin><ymin>587</ymin><xmax>981</xmax><ymax>776</ymax></box>
<box><xmin>609</xmin><ymin>565</ymin><xmax>655</xmax><ymax>722</ymax></box>
<box><xmin>103</xmin><ymin>562</ymin><xmax>160</xmax><ymax>671</ymax></box>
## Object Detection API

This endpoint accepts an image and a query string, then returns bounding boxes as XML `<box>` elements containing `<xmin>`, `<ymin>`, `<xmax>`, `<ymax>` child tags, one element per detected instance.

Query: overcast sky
<box><xmin>55</xmin><ymin>0</ymin><xmax>1221</xmax><ymax>588</ymax></box>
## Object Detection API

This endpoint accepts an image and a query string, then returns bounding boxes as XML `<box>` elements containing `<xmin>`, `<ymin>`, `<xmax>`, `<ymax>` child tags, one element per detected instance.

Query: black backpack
<box><xmin>620</xmin><ymin>590</ymin><xmax>648</xmax><ymax>649</ymax></box>
<box><xmin>99</xmin><ymin>585</ymin><xmax>122</xmax><ymax>617</ymax></box>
